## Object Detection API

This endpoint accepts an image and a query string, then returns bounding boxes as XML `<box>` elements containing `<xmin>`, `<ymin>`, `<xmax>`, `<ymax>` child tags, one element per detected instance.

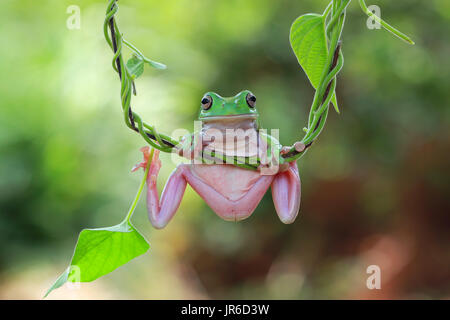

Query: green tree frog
<box><xmin>133</xmin><ymin>90</ymin><xmax>304</xmax><ymax>229</ymax></box>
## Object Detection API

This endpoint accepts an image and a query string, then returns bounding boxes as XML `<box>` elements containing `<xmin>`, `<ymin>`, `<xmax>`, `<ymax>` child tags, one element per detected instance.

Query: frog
<box><xmin>133</xmin><ymin>90</ymin><xmax>305</xmax><ymax>229</ymax></box>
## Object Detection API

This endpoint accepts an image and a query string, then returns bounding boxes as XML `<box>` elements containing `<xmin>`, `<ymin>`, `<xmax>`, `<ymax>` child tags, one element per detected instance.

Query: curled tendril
<box><xmin>359</xmin><ymin>0</ymin><xmax>415</xmax><ymax>45</ymax></box>
<box><xmin>104</xmin><ymin>0</ymin><xmax>177</xmax><ymax>153</ymax></box>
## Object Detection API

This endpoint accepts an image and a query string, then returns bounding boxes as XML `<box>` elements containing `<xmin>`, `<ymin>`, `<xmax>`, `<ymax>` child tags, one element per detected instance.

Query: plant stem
<box><xmin>282</xmin><ymin>0</ymin><xmax>347</xmax><ymax>162</ymax></box>
<box><xmin>105</xmin><ymin>0</ymin><xmax>177</xmax><ymax>151</ymax></box>
<box><xmin>123</xmin><ymin>39</ymin><xmax>167</xmax><ymax>69</ymax></box>
<box><xmin>359</xmin><ymin>0</ymin><xmax>415</xmax><ymax>45</ymax></box>
<box><xmin>123</xmin><ymin>148</ymin><xmax>154</xmax><ymax>223</ymax></box>
<box><xmin>323</xmin><ymin>2</ymin><xmax>333</xmax><ymax>17</ymax></box>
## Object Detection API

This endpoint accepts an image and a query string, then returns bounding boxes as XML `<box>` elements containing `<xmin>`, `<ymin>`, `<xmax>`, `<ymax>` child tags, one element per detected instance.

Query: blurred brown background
<box><xmin>0</xmin><ymin>0</ymin><xmax>448</xmax><ymax>299</ymax></box>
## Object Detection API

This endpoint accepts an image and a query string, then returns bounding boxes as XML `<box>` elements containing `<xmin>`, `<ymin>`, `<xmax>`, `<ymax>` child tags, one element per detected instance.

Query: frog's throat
<box><xmin>199</xmin><ymin>114</ymin><xmax>258</xmax><ymax>122</ymax></box>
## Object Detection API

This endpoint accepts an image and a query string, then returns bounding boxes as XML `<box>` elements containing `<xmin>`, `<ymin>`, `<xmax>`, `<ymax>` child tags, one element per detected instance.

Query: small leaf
<box><xmin>290</xmin><ymin>13</ymin><xmax>338</xmax><ymax>111</ymax></box>
<box><xmin>331</xmin><ymin>94</ymin><xmax>339</xmax><ymax>113</ymax></box>
<box><xmin>126</xmin><ymin>55</ymin><xmax>145</xmax><ymax>78</ymax></box>
<box><xmin>44</xmin><ymin>221</ymin><xmax>149</xmax><ymax>297</ymax></box>
<box><xmin>144</xmin><ymin>59</ymin><xmax>167</xmax><ymax>70</ymax></box>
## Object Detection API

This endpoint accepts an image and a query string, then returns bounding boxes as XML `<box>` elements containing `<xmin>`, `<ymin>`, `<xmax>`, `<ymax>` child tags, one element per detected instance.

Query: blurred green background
<box><xmin>0</xmin><ymin>0</ymin><xmax>449</xmax><ymax>299</ymax></box>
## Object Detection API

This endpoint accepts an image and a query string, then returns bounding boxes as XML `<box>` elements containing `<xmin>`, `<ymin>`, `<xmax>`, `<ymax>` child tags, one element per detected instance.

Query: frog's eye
<box><xmin>246</xmin><ymin>93</ymin><xmax>256</xmax><ymax>108</ymax></box>
<box><xmin>201</xmin><ymin>95</ymin><xmax>212</xmax><ymax>110</ymax></box>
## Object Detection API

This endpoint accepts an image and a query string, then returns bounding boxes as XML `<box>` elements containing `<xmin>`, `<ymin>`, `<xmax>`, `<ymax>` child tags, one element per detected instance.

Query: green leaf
<box><xmin>331</xmin><ymin>94</ymin><xmax>339</xmax><ymax>114</ymax></box>
<box><xmin>144</xmin><ymin>58</ymin><xmax>167</xmax><ymax>70</ymax></box>
<box><xmin>122</xmin><ymin>39</ymin><xmax>167</xmax><ymax>70</ymax></box>
<box><xmin>44</xmin><ymin>221</ymin><xmax>149</xmax><ymax>298</ymax></box>
<box><xmin>44</xmin><ymin>267</ymin><xmax>69</xmax><ymax>298</ymax></box>
<box><xmin>290</xmin><ymin>13</ymin><xmax>338</xmax><ymax>112</ymax></box>
<box><xmin>126</xmin><ymin>55</ymin><xmax>145</xmax><ymax>78</ymax></box>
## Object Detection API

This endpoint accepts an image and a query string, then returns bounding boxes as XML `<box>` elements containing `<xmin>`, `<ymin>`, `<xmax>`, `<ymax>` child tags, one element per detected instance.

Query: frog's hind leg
<box><xmin>137</xmin><ymin>149</ymin><xmax>188</xmax><ymax>229</ymax></box>
<box><xmin>271</xmin><ymin>161</ymin><xmax>301</xmax><ymax>224</ymax></box>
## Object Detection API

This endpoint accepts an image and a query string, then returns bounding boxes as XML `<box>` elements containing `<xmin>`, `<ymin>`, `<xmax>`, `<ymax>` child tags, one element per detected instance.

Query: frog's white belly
<box><xmin>190</xmin><ymin>164</ymin><xmax>262</xmax><ymax>202</ymax></box>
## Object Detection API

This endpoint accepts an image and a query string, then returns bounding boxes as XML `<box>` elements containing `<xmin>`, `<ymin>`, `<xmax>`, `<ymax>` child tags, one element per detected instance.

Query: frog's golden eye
<box><xmin>201</xmin><ymin>95</ymin><xmax>212</xmax><ymax>110</ymax></box>
<box><xmin>246</xmin><ymin>93</ymin><xmax>256</xmax><ymax>108</ymax></box>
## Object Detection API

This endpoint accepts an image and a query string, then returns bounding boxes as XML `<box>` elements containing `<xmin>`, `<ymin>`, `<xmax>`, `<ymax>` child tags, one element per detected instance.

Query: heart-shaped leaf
<box><xmin>126</xmin><ymin>55</ymin><xmax>145</xmax><ymax>78</ymax></box>
<box><xmin>44</xmin><ymin>221</ymin><xmax>149</xmax><ymax>298</ymax></box>
<box><xmin>290</xmin><ymin>13</ymin><xmax>338</xmax><ymax>112</ymax></box>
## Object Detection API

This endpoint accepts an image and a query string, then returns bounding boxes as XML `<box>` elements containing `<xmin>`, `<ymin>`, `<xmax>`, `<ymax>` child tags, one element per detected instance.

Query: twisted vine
<box><xmin>280</xmin><ymin>0</ymin><xmax>413</xmax><ymax>161</ymax></box>
<box><xmin>104</xmin><ymin>0</ymin><xmax>413</xmax><ymax>166</ymax></box>
<box><xmin>104</xmin><ymin>0</ymin><xmax>178</xmax><ymax>153</ymax></box>
<box><xmin>282</xmin><ymin>0</ymin><xmax>348</xmax><ymax>162</ymax></box>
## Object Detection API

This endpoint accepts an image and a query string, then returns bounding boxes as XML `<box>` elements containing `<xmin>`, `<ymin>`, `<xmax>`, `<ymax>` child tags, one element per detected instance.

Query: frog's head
<box><xmin>198</xmin><ymin>90</ymin><xmax>258</xmax><ymax>123</ymax></box>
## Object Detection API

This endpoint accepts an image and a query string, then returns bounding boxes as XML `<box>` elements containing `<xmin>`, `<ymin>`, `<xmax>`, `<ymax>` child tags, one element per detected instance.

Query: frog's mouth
<box><xmin>199</xmin><ymin>114</ymin><xmax>258</xmax><ymax>122</ymax></box>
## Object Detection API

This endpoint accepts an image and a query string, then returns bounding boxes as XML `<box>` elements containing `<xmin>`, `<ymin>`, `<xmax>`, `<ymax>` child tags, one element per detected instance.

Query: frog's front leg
<box><xmin>134</xmin><ymin>148</ymin><xmax>188</xmax><ymax>229</ymax></box>
<box><xmin>271</xmin><ymin>161</ymin><xmax>301</xmax><ymax>224</ymax></box>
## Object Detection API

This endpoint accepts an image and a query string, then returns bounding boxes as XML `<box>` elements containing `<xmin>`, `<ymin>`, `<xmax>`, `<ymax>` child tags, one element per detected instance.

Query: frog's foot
<box><xmin>280</xmin><ymin>146</ymin><xmax>290</xmax><ymax>155</ymax></box>
<box><xmin>131</xmin><ymin>146</ymin><xmax>153</xmax><ymax>172</ymax></box>
<box><xmin>131</xmin><ymin>146</ymin><xmax>162</xmax><ymax>193</ymax></box>
<box><xmin>271</xmin><ymin>160</ymin><xmax>301</xmax><ymax>224</ymax></box>
<box><xmin>280</xmin><ymin>142</ymin><xmax>305</xmax><ymax>156</ymax></box>
<box><xmin>273</xmin><ymin>142</ymin><xmax>305</xmax><ymax>173</ymax></box>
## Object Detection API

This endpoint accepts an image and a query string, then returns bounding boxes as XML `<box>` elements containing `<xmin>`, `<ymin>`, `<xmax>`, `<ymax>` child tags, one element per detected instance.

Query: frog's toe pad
<box><xmin>131</xmin><ymin>146</ymin><xmax>160</xmax><ymax>172</ymax></box>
